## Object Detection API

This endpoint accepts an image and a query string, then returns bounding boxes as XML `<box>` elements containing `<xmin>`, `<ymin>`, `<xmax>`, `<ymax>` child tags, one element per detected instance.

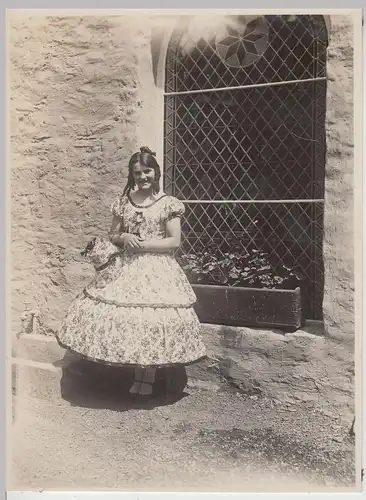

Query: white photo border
<box><xmin>3</xmin><ymin>3</ymin><xmax>364</xmax><ymax>499</ymax></box>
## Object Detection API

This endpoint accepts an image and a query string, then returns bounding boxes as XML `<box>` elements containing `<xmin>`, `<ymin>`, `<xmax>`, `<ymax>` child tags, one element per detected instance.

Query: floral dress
<box><xmin>56</xmin><ymin>193</ymin><xmax>206</xmax><ymax>367</ymax></box>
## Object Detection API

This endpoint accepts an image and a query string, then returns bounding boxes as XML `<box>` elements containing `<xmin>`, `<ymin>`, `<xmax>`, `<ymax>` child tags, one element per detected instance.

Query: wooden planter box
<box><xmin>192</xmin><ymin>284</ymin><xmax>305</xmax><ymax>332</ymax></box>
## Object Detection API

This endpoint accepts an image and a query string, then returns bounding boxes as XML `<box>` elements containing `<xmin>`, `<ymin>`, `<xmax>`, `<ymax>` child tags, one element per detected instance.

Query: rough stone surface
<box><xmin>186</xmin><ymin>324</ymin><xmax>355</xmax><ymax>419</ymax></box>
<box><xmin>10</xmin><ymin>14</ymin><xmax>355</xmax><ymax>414</ymax></box>
<box><xmin>323</xmin><ymin>16</ymin><xmax>354</xmax><ymax>344</ymax></box>
<box><xmin>10</xmin><ymin>14</ymin><xmax>155</xmax><ymax>337</ymax></box>
<box><xmin>322</xmin><ymin>15</ymin><xmax>355</xmax><ymax>414</ymax></box>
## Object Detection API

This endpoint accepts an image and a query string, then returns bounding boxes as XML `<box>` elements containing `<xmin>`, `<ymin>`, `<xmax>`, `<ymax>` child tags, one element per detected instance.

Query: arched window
<box><xmin>164</xmin><ymin>15</ymin><xmax>328</xmax><ymax>320</ymax></box>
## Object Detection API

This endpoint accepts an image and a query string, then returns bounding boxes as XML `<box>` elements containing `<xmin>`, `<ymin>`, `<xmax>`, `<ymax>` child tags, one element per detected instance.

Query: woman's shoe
<box><xmin>138</xmin><ymin>381</ymin><xmax>153</xmax><ymax>396</ymax></box>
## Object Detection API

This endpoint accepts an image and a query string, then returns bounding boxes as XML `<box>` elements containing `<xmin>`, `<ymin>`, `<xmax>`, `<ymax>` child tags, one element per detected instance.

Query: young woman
<box><xmin>56</xmin><ymin>146</ymin><xmax>206</xmax><ymax>397</ymax></box>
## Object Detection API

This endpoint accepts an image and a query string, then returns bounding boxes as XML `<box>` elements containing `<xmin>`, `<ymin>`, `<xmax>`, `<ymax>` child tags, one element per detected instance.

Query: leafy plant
<box><xmin>177</xmin><ymin>248</ymin><xmax>306</xmax><ymax>290</ymax></box>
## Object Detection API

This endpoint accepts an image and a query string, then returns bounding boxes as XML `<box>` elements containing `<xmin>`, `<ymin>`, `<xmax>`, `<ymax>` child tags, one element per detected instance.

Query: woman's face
<box><xmin>132</xmin><ymin>162</ymin><xmax>156</xmax><ymax>191</ymax></box>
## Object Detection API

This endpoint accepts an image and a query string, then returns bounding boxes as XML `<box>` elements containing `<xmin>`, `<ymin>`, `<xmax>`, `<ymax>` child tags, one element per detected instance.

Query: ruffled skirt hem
<box><xmin>57</xmin><ymin>294</ymin><xmax>207</xmax><ymax>366</ymax></box>
<box><xmin>55</xmin><ymin>337</ymin><xmax>207</xmax><ymax>369</ymax></box>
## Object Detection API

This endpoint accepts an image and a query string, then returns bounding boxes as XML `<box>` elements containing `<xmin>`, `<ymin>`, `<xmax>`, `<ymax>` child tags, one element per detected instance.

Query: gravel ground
<box><xmin>11</xmin><ymin>363</ymin><xmax>357</xmax><ymax>493</ymax></box>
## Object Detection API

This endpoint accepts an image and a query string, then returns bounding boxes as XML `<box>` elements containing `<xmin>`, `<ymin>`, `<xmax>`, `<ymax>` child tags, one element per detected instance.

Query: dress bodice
<box><xmin>82</xmin><ymin>192</ymin><xmax>193</xmax><ymax>307</ymax></box>
<box><xmin>111</xmin><ymin>193</ymin><xmax>185</xmax><ymax>241</ymax></box>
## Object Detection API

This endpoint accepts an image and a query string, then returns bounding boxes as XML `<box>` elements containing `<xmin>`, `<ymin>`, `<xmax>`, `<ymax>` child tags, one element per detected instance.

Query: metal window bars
<box><xmin>164</xmin><ymin>15</ymin><xmax>328</xmax><ymax>320</ymax></box>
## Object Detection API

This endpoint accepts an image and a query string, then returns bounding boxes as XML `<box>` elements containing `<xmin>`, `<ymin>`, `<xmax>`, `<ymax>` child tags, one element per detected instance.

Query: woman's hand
<box><xmin>127</xmin><ymin>240</ymin><xmax>147</xmax><ymax>254</ymax></box>
<box><xmin>126</xmin><ymin>218</ymin><xmax>182</xmax><ymax>254</ymax></box>
<box><xmin>120</xmin><ymin>233</ymin><xmax>142</xmax><ymax>249</ymax></box>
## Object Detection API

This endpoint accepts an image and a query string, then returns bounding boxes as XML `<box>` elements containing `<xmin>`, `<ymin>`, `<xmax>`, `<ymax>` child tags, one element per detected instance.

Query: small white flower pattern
<box><xmin>56</xmin><ymin>194</ymin><xmax>207</xmax><ymax>367</ymax></box>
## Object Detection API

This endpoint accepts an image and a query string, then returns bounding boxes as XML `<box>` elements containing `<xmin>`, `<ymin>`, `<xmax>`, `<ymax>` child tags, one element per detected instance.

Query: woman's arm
<box><xmin>108</xmin><ymin>215</ymin><xmax>142</xmax><ymax>249</ymax></box>
<box><xmin>134</xmin><ymin>217</ymin><xmax>181</xmax><ymax>253</ymax></box>
<box><xmin>108</xmin><ymin>215</ymin><xmax>124</xmax><ymax>248</ymax></box>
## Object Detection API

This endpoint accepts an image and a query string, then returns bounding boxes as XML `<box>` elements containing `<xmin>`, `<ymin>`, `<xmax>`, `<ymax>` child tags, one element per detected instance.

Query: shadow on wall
<box><xmin>54</xmin><ymin>353</ymin><xmax>189</xmax><ymax>411</ymax></box>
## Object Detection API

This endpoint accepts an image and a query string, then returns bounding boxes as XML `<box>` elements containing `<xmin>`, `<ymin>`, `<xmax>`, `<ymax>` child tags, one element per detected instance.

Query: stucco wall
<box><xmin>10</xmin><ymin>14</ymin><xmax>155</xmax><ymax>337</ymax></box>
<box><xmin>323</xmin><ymin>16</ymin><xmax>354</xmax><ymax>343</ymax></box>
<box><xmin>321</xmin><ymin>15</ymin><xmax>355</xmax><ymax>407</ymax></box>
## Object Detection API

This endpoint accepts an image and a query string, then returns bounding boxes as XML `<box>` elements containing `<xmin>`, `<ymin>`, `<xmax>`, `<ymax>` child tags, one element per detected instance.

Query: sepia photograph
<box><xmin>8</xmin><ymin>9</ymin><xmax>362</xmax><ymax>493</ymax></box>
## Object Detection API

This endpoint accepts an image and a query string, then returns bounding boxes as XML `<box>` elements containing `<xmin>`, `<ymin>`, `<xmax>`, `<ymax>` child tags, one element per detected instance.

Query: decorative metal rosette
<box><xmin>215</xmin><ymin>15</ymin><xmax>269</xmax><ymax>68</ymax></box>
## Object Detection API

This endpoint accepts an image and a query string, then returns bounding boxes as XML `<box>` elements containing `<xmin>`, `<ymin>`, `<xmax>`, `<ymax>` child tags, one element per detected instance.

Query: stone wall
<box><xmin>321</xmin><ymin>15</ymin><xmax>355</xmax><ymax>402</ymax></box>
<box><xmin>10</xmin><ymin>14</ymin><xmax>155</xmax><ymax>337</ymax></box>
<box><xmin>323</xmin><ymin>15</ymin><xmax>354</xmax><ymax>344</ymax></box>
<box><xmin>186</xmin><ymin>322</ymin><xmax>354</xmax><ymax>419</ymax></box>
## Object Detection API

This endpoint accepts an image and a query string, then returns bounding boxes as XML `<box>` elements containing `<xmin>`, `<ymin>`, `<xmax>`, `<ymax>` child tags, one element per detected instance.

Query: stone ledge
<box><xmin>13</xmin><ymin>333</ymin><xmax>67</xmax><ymax>365</ymax></box>
<box><xmin>192</xmin><ymin>323</ymin><xmax>354</xmax><ymax>419</ymax></box>
<box><xmin>12</xmin><ymin>358</ymin><xmax>64</xmax><ymax>403</ymax></box>
<box><xmin>13</xmin><ymin>321</ymin><xmax>325</xmax><ymax>366</ymax></box>
<box><xmin>12</xmin><ymin>320</ymin><xmax>353</xmax><ymax>419</ymax></box>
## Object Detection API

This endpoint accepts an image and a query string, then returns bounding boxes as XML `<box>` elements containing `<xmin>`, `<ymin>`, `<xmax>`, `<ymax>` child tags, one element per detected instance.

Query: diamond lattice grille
<box><xmin>180</xmin><ymin>202</ymin><xmax>324</xmax><ymax>319</ymax></box>
<box><xmin>164</xmin><ymin>15</ymin><xmax>327</xmax><ymax>320</ymax></box>
<box><xmin>166</xmin><ymin>15</ymin><xmax>327</xmax><ymax>93</ymax></box>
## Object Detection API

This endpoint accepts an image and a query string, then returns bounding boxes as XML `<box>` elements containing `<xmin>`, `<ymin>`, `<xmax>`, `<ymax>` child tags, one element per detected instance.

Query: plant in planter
<box><xmin>177</xmin><ymin>246</ymin><xmax>307</xmax><ymax>331</ymax></box>
<box><xmin>177</xmin><ymin>248</ymin><xmax>305</xmax><ymax>290</ymax></box>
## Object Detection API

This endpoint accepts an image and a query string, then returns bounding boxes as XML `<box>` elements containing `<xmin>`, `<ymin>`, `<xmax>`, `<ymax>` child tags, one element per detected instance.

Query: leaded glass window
<box><xmin>164</xmin><ymin>15</ymin><xmax>328</xmax><ymax>320</ymax></box>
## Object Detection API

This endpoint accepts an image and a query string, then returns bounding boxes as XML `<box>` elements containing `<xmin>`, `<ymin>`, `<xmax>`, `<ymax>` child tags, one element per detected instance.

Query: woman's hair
<box><xmin>123</xmin><ymin>146</ymin><xmax>161</xmax><ymax>196</ymax></box>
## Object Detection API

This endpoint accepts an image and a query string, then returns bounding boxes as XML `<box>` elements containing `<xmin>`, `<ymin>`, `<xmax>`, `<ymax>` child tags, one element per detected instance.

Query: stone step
<box><xmin>12</xmin><ymin>358</ymin><xmax>64</xmax><ymax>403</ymax></box>
<box><xmin>12</xmin><ymin>334</ymin><xmax>88</xmax><ymax>407</ymax></box>
<box><xmin>12</xmin><ymin>333</ymin><xmax>213</xmax><ymax>380</ymax></box>
<box><xmin>12</xmin><ymin>333</ymin><xmax>67</xmax><ymax>365</ymax></box>
<box><xmin>11</xmin><ymin>357</ymin><xmax>211</xmax><ymax>416</ymax></box>
<box><xmin>12</xmin><ymin>357</ymin><xmax>218</xmax><ymax>417</ymax></box>
<box><xmin>11</xmin><ymin>333</ymin><xmax>220</xmax><ymax>410</ymax></box>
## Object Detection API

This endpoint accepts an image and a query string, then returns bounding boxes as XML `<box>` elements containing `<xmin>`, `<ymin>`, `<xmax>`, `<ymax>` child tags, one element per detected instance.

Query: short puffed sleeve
<box><xmin>163</xmin><ymin>196</ymin><xmax>185</xmax><ymax>223</ymax></box>
<box><xmin>110</xmin><ymin>195</ymin><xmax>126</xmax><ymax>218</ymax></box>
